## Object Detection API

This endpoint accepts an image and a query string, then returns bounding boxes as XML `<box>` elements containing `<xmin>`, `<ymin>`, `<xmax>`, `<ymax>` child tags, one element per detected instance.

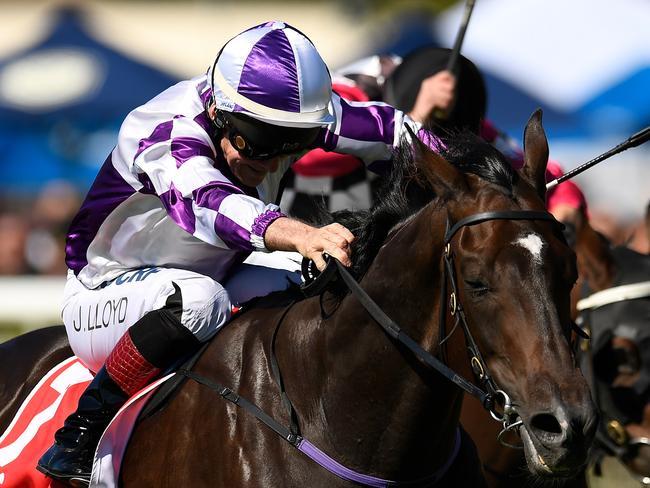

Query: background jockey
<box><xmin>36</xmin><ymin>21</ymin><xmax>447</xmax><ymax>486</ymax></box>
<box><xmin>385</xmin><ymin>46</ymin><xmax>588</xmax><ymax>227</ymax></box>
<box><xmin>294</xmin><ymin>46</ymin><xmax>587</xmax><ymax>230</ymax></box>
<box><xmin>281</xmin><ymin>54</ymin><xmax>457</xmax><ymax>219</ymax></box>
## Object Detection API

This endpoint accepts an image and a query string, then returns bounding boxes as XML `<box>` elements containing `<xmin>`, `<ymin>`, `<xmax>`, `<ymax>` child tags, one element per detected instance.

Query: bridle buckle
<box><xmin>449</xmin><ymin>292</ymin><xmax>457</xmax><ymax>315</ymax></box>
<box><xmin>470</xmin><ymin>356</ymin><xmax>485</xmax><ymax>380</ymax></box>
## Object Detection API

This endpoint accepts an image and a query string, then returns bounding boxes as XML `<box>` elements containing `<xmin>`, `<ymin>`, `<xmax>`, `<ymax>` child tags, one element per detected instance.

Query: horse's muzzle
<box><xmin>521</xmin><ymin>402</ymin><xmax>598</xmax><ymax>476</ymax></box>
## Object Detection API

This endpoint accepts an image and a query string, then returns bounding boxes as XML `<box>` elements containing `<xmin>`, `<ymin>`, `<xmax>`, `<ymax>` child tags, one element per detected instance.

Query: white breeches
<box><xmin>224</xmin><ymin>250</ymin><xmax>303</xmax><ymax>306</ymax></box>
<box><xmin>62</xmin><ymin>251</ymin><xmax>303</xmax><ymax>372</ymax></box>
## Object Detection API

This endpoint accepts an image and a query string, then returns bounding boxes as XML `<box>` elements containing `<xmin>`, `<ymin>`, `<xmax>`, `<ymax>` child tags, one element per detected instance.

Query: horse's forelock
<box><xmin>437</xmin><ymin>131</ymin><xmax>518</xmax><ymax>193</ymax></box>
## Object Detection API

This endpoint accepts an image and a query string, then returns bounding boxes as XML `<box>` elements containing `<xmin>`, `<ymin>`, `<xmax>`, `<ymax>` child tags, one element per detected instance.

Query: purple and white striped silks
<box><xmin>66</xmin><ymin>72</ymin><xmax>423</xmax><ymax>289</ymax></box>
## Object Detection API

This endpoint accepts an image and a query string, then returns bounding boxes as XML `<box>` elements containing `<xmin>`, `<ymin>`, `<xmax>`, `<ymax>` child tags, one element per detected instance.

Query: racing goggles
<box><xmin>217</xmin><ymin>111</ymin><xmax>321</xmax><ymax>160</ymax></box>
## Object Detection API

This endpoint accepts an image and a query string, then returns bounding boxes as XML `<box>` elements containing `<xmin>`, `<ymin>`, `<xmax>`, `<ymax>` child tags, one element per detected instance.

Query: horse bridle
<box><xmin>334</xmin><ymin>209</ymin><xmax>573</xmax><ymax>446</ymax></box>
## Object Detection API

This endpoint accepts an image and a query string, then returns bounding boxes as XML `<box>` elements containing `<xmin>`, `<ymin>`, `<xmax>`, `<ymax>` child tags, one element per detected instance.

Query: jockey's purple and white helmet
<box><xmin>209</xmin><ymin>21</ymin><xmax>334</xmax><ymax>129</ymax></box>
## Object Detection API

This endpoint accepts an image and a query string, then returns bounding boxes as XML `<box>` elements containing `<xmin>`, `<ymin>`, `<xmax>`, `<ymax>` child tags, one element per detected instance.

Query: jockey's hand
<box><xmin>265</xmin><ymin>218</ymin><xmax>355</xmax><ymax>270</ymax></box>
<box><xmin>298</xmin><ymin>223</ymin><xmax>355</xmax><ymax>270</ymax></box>
<box><xmin>408</xmin><ymin>70</ymin><xmax>456</xmax><ymax>123</ymax></box>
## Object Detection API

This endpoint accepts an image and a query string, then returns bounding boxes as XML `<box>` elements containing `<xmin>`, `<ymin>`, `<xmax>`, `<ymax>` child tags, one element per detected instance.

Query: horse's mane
<box><xmin>319</xmin><ymin>130</ymin><xmax>518</xmax><ymax>284</ymax></box>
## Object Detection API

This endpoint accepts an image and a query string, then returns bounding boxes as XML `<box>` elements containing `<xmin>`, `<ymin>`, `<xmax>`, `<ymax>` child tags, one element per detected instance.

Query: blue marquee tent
<box><xmin>0</xmin><ymin>6</ymin><xmax>181</xmax><ymax>193</ymax></box>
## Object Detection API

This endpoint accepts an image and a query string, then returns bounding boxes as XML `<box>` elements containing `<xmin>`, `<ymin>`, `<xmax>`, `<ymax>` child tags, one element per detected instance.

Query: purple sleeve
<box><xmin>135</xmin><ymin>116</ymin><xmax>286</xmax><ymax>252</ymax></box>
<box><xmin>311</xmin><ymin>93</ymin><xmax>421</xmax><ymax>173</ymax></box>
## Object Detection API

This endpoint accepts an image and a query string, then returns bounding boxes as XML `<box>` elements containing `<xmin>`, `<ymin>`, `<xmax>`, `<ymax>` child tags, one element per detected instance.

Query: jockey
<box><xmin>293</xmin><ymin>46</ymin><xmax>587</xmax><ymax>230</ymax></box>
<box><xmin>36</xmin><ymin>21</ymin><xmax>440</xmax><ymax>486</ymax></box>
<box><xmin>383</xmin><ymin>45</ymin><xmax>588</xmax><ymax>225</ymax></box>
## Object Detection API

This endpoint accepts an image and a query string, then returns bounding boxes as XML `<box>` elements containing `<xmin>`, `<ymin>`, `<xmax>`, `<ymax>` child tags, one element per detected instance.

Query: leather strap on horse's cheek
<box><xmin>571</xmin><ymin>320</ymin><xmax>590</xmax><ymax>339</ymax></box>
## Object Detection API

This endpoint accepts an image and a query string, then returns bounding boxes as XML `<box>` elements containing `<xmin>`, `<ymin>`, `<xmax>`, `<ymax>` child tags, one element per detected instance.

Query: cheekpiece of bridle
<box><xmin>331</xmin><ymin>208</ymin><xmax>569</xmax><ymax>449</ymax></box>
<box><xmin>440</xmin><ymin>210</ymin><xmax>565</xmax><ymax>446</ymax></box>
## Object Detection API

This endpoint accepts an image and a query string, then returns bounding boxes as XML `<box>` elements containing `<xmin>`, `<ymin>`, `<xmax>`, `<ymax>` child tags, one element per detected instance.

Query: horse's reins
<box><xmin>180</xmin><ymin>299</ymin><xmax>462</xmax><ymax>487</ymax></box>
<box><xmin>179</xmin><ymin>209</ymin><xmax>570</xmax><ymax>485</ymax></box>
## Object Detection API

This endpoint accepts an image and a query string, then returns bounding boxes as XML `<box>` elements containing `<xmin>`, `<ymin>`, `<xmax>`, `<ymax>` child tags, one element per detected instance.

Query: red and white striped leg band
<box><xmin>105</xmin><ymin>331</ymin><xmax>161</xmax><ymax>396</ymax></box>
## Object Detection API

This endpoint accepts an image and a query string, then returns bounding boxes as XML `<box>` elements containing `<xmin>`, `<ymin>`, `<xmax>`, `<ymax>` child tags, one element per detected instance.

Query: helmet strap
<box><xmin>203</xmin><ymin>100</ymin><xmax>225</xmax><ymax>145</ymax></box>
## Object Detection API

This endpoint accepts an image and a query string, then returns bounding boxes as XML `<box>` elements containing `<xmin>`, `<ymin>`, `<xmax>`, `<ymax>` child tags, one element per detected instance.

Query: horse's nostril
<box><xmin>530</xmin><ymin>413</ymin><xmax>563</xmax><ymax>436</ymax></box>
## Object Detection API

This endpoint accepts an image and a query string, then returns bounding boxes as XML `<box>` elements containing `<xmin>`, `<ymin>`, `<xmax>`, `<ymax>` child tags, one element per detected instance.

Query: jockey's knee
<box><xmin>224</xmin><ymin>251</ymin><xmax>302</xmax><ymax>305</ymax></box>
<box><xmin>62</xmin><ymin>269</ymin><xmax>232</xmax><ymax>371</ymax></box>
<box><xmin>165</xmin><ymin>276</ymin><xmax>232</xmax><ymax>343</ymax></box>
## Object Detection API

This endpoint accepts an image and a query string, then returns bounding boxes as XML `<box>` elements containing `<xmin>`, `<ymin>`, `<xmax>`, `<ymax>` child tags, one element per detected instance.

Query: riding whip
<box><xmin>546</xmin><ymin>125</ymin><xmax>650</xmax><ymax>189</ymax></box>
<box><xmin>446</xmin><ymin>0</ymin><xmax>476</xmax><ymax>74</ymax></box>
<box><xmin>433</xmin><ymin>0</ymin><xmax>477</xmax><ymax>120</ymax></box>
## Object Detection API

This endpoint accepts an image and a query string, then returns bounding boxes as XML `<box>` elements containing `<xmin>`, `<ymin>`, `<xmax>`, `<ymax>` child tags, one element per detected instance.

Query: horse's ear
<box><xmin>522</xmin><ymin>109</ymin><xmax>549</xmax><ymax>200</ymax></box>
<box><xmin>405</xmin><ymin>125</ymin><xmax>465</xmax><ymax>195</ymax></box>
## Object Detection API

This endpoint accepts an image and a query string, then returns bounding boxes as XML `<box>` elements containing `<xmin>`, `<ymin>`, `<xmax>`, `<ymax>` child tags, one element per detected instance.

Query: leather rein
<box><xmin>178</xmin><ymin>209</ymin><xmax>575</xmax><ymax>485</ymax></box>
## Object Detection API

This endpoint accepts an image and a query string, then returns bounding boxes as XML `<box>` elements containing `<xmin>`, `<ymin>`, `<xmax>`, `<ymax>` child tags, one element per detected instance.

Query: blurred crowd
<box><xmin>0</xmin><ymin>175</ymin><xmax>647</xmax><ymax>279</ymax></box>
<box><xmin>0</xmin><ymin>180</ymin><xmax>81</xmax><ymax>276</ymax></box>
<box><xmin>591</xmin><ymin>205</ymin><xmax>650</xmax><ymax>255</ymax></box>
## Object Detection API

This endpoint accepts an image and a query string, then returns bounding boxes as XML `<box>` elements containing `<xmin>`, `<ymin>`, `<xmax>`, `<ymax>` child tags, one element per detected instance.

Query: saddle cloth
<box><xmin>0</xmin><ymin>357</ymin><xmax>172</xmax><ymax>488</ymax></box>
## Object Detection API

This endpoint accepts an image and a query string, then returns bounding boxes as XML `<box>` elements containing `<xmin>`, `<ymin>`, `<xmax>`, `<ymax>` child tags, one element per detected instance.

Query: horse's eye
<box><xmin>464</xmin><ymin>279</ymin><xmax>490</xmax><ymax>296</ymax></box>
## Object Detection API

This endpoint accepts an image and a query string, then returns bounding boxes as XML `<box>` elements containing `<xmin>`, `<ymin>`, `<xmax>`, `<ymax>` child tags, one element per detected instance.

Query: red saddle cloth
<box><xmin>0</xmin><ymin>357</ymin><xmax>93</xmax><ymax>487</ymax></box>
<box><xmin>0</xmin><ymin>357</ymin><xmax>171</xmax><ymax>488</ymax></box>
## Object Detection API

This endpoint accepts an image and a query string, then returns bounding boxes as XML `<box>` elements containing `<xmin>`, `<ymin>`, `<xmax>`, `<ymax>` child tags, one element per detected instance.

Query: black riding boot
<box><xmin>36</xmin><ymin>366</ymin><xmax>128</xmax><ymax>487</ymax></box>
<box><xmin>37</xmin><ymin>285</ymin><xmax>201</xmax><ymax>487</ymax></box>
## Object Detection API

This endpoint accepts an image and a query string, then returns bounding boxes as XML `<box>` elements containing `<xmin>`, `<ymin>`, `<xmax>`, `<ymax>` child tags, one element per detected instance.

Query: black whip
<box><xmin>547</xmin><ymin>125</ymin><xmax>650</xmax><ymax>189</ymax></box>
<box><xmin>446</xmin><ymin>0</ymin><xmax>476</xmax><ymax>74</ymax></box>
<box><xmin>433</xmin><ymin>0</ymin><xmax>477</xmax><ymax>120</ymax></box>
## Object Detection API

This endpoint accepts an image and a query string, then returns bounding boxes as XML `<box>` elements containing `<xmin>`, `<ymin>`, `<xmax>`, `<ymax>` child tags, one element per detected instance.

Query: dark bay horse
<box><xmin>461</xmin><ymin>208</ymin><xmax>650</xmax><ymax>486</ymax></box>
<box><xmin>0</xmin><ymin>325</ymin><xmax>71</xmax><ymax>434</ymax></box>
<box><xmin>1</xmin><ymin>112</ymin><xmax>595</xmax><ymax>486</ymax></box>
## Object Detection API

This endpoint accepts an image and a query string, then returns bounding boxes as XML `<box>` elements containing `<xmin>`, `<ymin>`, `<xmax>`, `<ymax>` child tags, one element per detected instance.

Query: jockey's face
<box><xmin>220</xmin><ymin>135</ymin><xmax>281</xmax><ymax>187</ymax></box>
<box><xmin>208</xmin><ymin>103</ymin><xmax>282</xmax><ymax>187</ymax></box>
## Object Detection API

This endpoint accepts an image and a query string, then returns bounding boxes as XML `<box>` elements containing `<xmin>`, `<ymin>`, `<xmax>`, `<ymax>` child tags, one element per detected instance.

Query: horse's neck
<box><xmin>296</xmin><ymin>208</ymin><xmax>462</xmax><ymax>478</ymax></box>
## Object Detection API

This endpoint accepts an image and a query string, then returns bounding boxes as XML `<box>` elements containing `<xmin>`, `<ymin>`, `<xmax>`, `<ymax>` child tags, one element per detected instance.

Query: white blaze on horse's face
<box><xmin>515</xmin><ymin>233</ymin><xmax>545</xmax><ymax>265</ymax></box>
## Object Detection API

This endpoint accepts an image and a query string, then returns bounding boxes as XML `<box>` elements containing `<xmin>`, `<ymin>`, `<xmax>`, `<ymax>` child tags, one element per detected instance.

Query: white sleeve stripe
<box><xmin>334</xmin><ymin>135</ymin><xmax>392</xmax><ymax>165</ymax></box>
<box><xmin>169</xmin><ymin>117</ymin><xmax>214</xmax><ymax>144</ymax></box>
<box><xmin>174</xmin><ymin>157</ymin><xmax>236</xmax><ymax>197</ymax></box>
<box><xmin>218</xmin><ymin>193</ymin><xmax>267</xmax><ymax>232</ymax></box>
<box><xmin>191</xmin><ymin>204</ymin><xmax>228</xmax><ymax>248</ymax></box>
